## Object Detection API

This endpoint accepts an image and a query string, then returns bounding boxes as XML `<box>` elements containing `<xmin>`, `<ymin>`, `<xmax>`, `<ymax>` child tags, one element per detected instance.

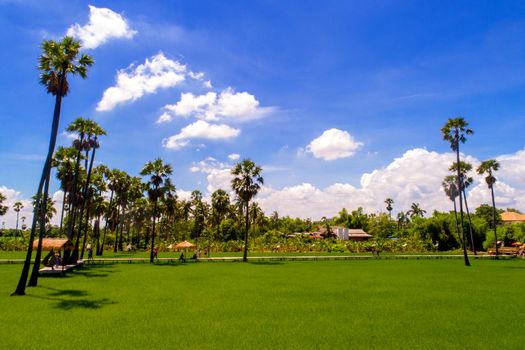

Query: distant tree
<box><xmin>442</xmin><ymin>176</ymin><xmax>461</xmax><ymax>244</ymax></box>
<box><xmin>385</xmin><ymin>198</ymin><xmax>394</xmax><ymax>219</ymax></box>
<box><xmin>231</xmin><ymin>159</ymin><xmax>264</xmax><ymax>262</ymax></box>
<box><xmin>407</xmin><ymin>203</ymin><xmax>426</xmax><ymax>218</ymax></box>
<box><xmin>441</xmin><ymin>117</ymin><xmax>473</xmax><ymax>267</ymax></box>
<box><xmin>13</xmin><ymin>202</ymin><xmax>24</xmax><ymax>236</ymax></box>
<box><xmin>141</xmin><ymin>159</ymin><xmax>172</xmax><ymax>263</ymax></box>
<box><xmin>449</xmin><ymin>161</ymin><xmax>476</xmax><ymax>254</ymax></box>
<box><xmin>211</xmin><ymin>189</ymin><xmax>230</xmax><ymax>256</ymax></box>
<box><xmin>0</xmin><ymin>192</ymin><xmax>8</xmax><ymax>218</ymax></box>
<box><xmin>477</xmin><ymin>159</ymin><xmax>500</xmax><ymax>257</ymax></box>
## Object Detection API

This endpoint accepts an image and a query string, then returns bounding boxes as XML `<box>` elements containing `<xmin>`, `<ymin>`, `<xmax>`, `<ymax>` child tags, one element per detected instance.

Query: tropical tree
<box><xmin>385</xmin><ymin>198</ymin><xmax>394</xmax><ymax>219</ymax></box>
<box><xmin>441</xmin><ymin>117</ymin><xmax>473</xmax><ymax>267</ymax></box>
<box><xmin>407</xmin><ymin>203</ymin><xmax>426</xmax><ymax>218</ymax></box>
<box><xmin>210</xmin><ymin>189</ymin><xmax>230</xmax><ymax>255</ymax></box>
<box><xmin>0</xmin><ymin>192</ymin><xmax>7</xmax><ymax>217</ymax></box>
<box><xmin>442</xmin><ymin>175</ymin><xmax>461</xmax><ymax>244</ymax></box>
<box><xmin>141</xmin><ymin>159</ymin><xmax>172</xmax><ymax>263</ymax></box>
<box><xmin>52</xmin><ymin>146</ymin><xmax>78</xmax><ymax>236</ymax></box>
<box><xmin>449</xmin><ymin>161</ymin><xmax>476</xmax><ymax>254</ymax></box>
<box><xmin>231</xmin><ymin>159</ymin><xmax>264</xmax><ymax>262</ymax></box>
<box><xmin>477</xmin><ymin>159</ymin><xmax>500</xmax><ymax>257</ymax></box>
<box><xmin>15</xmin><ymin>37</ymin><xmax>93</xmax><ymax>294</ymax></box>
<box><xmin>13</xmin><ymin>202</ymin><xmax>23</xmax><ymax>236</ymax></box>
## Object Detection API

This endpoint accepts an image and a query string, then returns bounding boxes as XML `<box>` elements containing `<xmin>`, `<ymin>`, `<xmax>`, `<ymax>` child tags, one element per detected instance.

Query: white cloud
<box><xmin>160</xmin><ymin>87</ymin><xmax>275</xmax><ymax>122</ymax></box>
<box><xmin>97</xmin><ymin>53</ymin><xmax>206</xmax><ymax>111</ymax></box>
<box><xmin>228</xmin><ymin>153</ymin><xmax>240</xmax><ymax>161</ymax></box>
<box><xmin>306</xmin><ymin>128</ymin><xmax>363</xmax><ymax>161</ymax></box>
<box><xmin>156</xmin><ymin>112</ymin><xmax>173</xmax><ymax>124</ymax></box>
<box><xmin>162</xmin><ymin>120</ymin><xmax>240</xmax><ymax>150</ymax></box>
<box><xmin>67</xmin><ymin>5</ymin><xmax>136</xmax><ymax>49</ymax></box>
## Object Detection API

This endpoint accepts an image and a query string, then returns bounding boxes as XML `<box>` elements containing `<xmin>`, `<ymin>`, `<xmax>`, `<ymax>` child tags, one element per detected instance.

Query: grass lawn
<box><xmin>1</xmin><ymin>259</ymin><xmax>524</xmax><ymax>349</ymax></box>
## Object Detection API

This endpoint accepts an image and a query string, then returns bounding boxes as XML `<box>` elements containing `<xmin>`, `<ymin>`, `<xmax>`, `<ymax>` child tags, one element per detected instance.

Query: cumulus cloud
<box><xmin>67</xmin><ymin>5</ymin><xmax>136</xmax><ymax>49</ymax></box>
<box><xmin>228</xmin><ymin>153</ymin><xmax>240</xmax><ymax>161</ymax></box>
<box><xmin>162</xmin><ymin>120</ymin><xmax>240</xmax><ymax>150</ymax></box>
<box><xmin>160</xmin><ymin>87</ymin><xmax>275</xmax><ymax>122</ymax></box>
<box><xmin>97</xmin><ymin>52</ymin><xmax>206</xmax><ymax>111</ymax></box>
<box><xmin>256</xmin><ymin>148</ymin><xmax>525</xmax><ymax>219</ymax></box>
<box><xmin>306</xmin><ymin>128</ymin><xmax>363</xmax><ymax>161</ymax></box>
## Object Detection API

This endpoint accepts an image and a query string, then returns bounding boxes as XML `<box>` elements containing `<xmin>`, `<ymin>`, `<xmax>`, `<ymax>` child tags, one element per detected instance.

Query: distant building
<box><xmin>501</xmin><ymin>211</ymin><xmax>525</xmax><ymax>224</ymax></box>
<box><xmin>315</xmin><ymin>225</ymin><xmax>372</xmax><ymax>241</ymax></box>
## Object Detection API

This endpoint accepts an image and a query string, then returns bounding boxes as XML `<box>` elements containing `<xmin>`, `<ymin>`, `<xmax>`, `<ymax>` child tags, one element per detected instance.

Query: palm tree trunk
<box><xmin>452</xmin><ymin>199</ymin><xmax>462</xmax><ymax>246</ymax></box>
<box><xmin>58</xmin><ymin>189</ymin><xmax>67</xmax><ymax>236</ymax></box>
<box><xmin>150</xmin><ymin>199</ymin><xmax>158</xmax><ymax>263</ymax></box>
<box><xmin>243</xmin><ymin>201</ymin><xmax>249</xmax><ymax>262</ymax></box>
<box><xmin>490</xmin><ymin>185</ymin><xmax>499</xmax><ymax>257</ymax></box>
<box><xmin>99</xmin><ymin>190</ymin><xmax>114</xmax><ymax>256</ymax></box>
<box><xmin>114</xmin><ymin>206</ymin><xmax>121</xmax><ymax>253</ymax></box>
<box><xmin>118</xmin><ymin>207</ymin><xmax>125</xmax><ymax>251</ymax></box>
<box><xmin>80</xmin><ymin>205</ymin><xmax>92</xmax><ymax>260</ymax></box>
<box><xmin>94</xmin><ymin>216</ymin><xmax>101</xmax><ymax>255</ymax></box>
<box><xmin>21</xmin><ymin>74</ymin><xmax>66</xmax><ymax>291</ymax></box>
<box><xmin>455</xmin><ymin>138</ymin><xmax>470</xmax><ymax>267</ymax></box>
<box><xmin>15</xmin><ymin>211</ymin><xmax>19</xmax><ymax>238</ymax></box>
<box><xmin>462</xmin><ymin>188</ymin><xmax>477</xmax><ymax>255</ymax></box>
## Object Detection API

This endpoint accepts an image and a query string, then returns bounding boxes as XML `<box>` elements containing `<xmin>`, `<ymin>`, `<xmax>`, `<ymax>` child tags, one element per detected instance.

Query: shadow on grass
<box><xmin>248</xmin><ymin>261</ymin><xmax>284</xmax><ymax>266</ymax></box>
<box><xmin>41</xmin><ymin>286</ymin><xmax>88</xmax><ymax>297</ymax></box>
<box><xmin>73</xmin><ymin>266</ymin><xmax>118</xmax><ymax>278</ymax></box>
<box><xmin>500</xmin><ymin>265</ymin><xmax>525</xmax><ymax>270</ymax></box>
<box><xmin>27</xmin><ymin>286</ymin><xmax>117</xmax><ymax>310</ymax></box>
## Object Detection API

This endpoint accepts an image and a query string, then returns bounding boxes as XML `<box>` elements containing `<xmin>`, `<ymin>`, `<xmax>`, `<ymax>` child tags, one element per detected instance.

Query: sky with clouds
<box><xmin>1</xmin><ymin>1</ymin><xmax>525</xmax><ymax>227</ymax></box>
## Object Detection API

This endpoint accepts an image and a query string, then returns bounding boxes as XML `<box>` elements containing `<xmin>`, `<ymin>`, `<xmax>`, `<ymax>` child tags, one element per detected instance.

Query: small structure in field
<box><xmin>501</xmin><ymin>211</ymin><xmax>525</xmax><ymax>224</ymax></box>
<box><xmin>32</xmin><ymin>238</ymin><xmax>74</xmax><ymax>251</ymax></box>
<box><xmin>314</xmin><ymin>226</ymin><xmax>372</xmax><ymax>241</ymax></box>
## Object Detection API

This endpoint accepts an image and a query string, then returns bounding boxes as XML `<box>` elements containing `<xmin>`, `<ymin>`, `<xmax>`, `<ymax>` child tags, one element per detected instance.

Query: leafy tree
<box><xmin>15</xmin><ymin>37</ymin><xmax>93</xmax><ymax>294</ymax></box>
<box><xmin>211</xmin><ymin>189</ymin><xmax>230</xmax><ymax>256</ymax></box>
<box><xmin>0</xmin><ymin>192</ymin><xmax>8</xmax><ymax>217</ymax></box>
<box><xmin>141</xmin><ymin>159</ymin><xmax>172</xmax><ymax>263</ymax></box>
<box><xmin>441</xmin><ymin>117</ymin><xmax>473</xmax><ymax>266</ymax></box>
<box><xmin>477</xmin><ymin>159</ymin><xmax>500</xmax><ymax>256</ymax></box>
<box><xmin>231</xmin><ymin>159</ymin><xmax>264</xmax><ymax>262</ymax></box>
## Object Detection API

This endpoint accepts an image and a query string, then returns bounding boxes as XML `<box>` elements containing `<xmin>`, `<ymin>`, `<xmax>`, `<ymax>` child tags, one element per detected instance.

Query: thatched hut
<box><xmin>32</xmin><ymin>238</ymin><xmax>74</xmax><ymax>251</ymax></box>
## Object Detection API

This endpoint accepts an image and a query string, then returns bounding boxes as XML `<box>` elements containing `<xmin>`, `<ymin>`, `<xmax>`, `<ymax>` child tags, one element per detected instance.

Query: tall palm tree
<box><xmin>141</xmin><ymin>159</ymin><xmax>172</xmax><ymax>263</ymax></box>
<box><xmin>384</xmin><ymin>198</ymin><xmax>394</xmax><ymax>219</ymax></box>
<box><xmin>442</xmin><ymin>175</ymin><xmax>461</xmax><ymax>245</ymax></box>
<box><xmin>407</xmin><ymin>203</ymin><xmax>426</xmax><ymax>218</ymax></box>
<box><xmin>441</xmin><ymin>117</ymin><xmax>473</xmax><ymax>267</ymax></box>
<box><xmin>449</xmin><ymin>161</ymin><xmax>476</xmax><ymax>254</ymax></box>
<box><xmin>13</xmin><ymin>202</ymin><xmax>24</xmax><ymax>237</ymax></box>
<box><xmin>15</xmin><ymin>37</ymin><xmax>93</xmax><ymax>294</ymax></box>
<box><xmin>477</xmin><ymin>159</ymin><xmax>500</xmax><ymax>257</ymax></box>
<box><xmin>211</xmin><ymin>189</ymin><xmax>230</xmax><ymax>256</ymax></box>
<box><xmin>231</xmin><ymin>159</ymin><xmax>264</xmax><ymax>262</ymax></box>
<box><xmin>52</xmin><ymin>146</ymin><xmax>78</xmax><ymax>236</ymax></box>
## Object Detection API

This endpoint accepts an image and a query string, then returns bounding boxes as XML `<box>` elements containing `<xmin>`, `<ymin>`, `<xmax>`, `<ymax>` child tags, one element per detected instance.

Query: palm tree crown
<box><xmin>441</xmin><ymin>117</ymin><xmax>473</xmax><ymax>151</ymax></box>
<box><xmin>477</xmin><ymin>160</ymin><xmax>500</xmax><ymax>188</ymax></box>
<box><xmin>231</xmin><ymin>159</ymin><xmax>264</xmax><ymax>203</ymax></box>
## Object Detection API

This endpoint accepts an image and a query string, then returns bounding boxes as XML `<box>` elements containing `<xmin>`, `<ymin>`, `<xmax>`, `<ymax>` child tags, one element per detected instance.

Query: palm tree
<box><xmin>396</xmin><ymin>211</ymin><xmax>408</xmax><ymax>230</ymax></box>
<box><xmin>449</xmin><ymin>161</ymin><xmax>476</xmax><ymax>254</ymax></box>
<box><xmin>210</xmin><ymin>189</ymin><xmax>230</xmax><ymax>256</ymax></box>
<box><xmin>231</xmin><ymin>159</ymin><xmax>264</xmax><ymax>262</ymax></box>
<box><xmin>407</xmin><ymin>203</ymin><xmax>426</xmax><ymax>218</ymax></box>
<box><xmin>442</xmin><ymin>175</ymin><xmax>461</xmax><ymax>245</ymax></box>
<box><xmin>384</xmin><ymin>198</ymin><xmax>394</xmax><ymax>219</ymax></box>
<box><xmin>0</xmin><ymin>192</ymin><xmax>7</xmax><ymax>217</ymax></box>
<box><xmin>140</xmin><ymin>159</ymin><xmax>172</xmax><ymax>263</ymax></box>
<box><xmin>13</xmin><ymin>202</ymin><xmax>23</xmax><ymax>237</ymax></box>
<box><xmin>441</xmin><ymin>117</ymin><xmax>473</xmax><ymax>267</ymax></box>
<box><xmin>15</xmin><ymin>37</ymin><xmax>93</xmax><ymax>294</ymax></box>
<box><xmin>52</xmin><ymin>146</ymin><xmax>78</xmax><ymax>236</ymax></box>
<box><xmin>477</xmin><ymin>159</ymin><xmax>500</xmax><ymax>257</ymax></box>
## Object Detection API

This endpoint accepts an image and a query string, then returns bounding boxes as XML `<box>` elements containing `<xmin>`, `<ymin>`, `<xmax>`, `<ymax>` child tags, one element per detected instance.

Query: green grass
<box><xmin>1</xmin><ymin>259</ymin><xmax>524</xmax><ymax>349</ymax></box>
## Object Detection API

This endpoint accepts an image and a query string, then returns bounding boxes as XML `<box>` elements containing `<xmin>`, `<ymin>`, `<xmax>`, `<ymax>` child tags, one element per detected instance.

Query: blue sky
<box><xmin>1</xmin><ymin>1</ymin><xmax>525</xmax><ymax>225</ymax></box>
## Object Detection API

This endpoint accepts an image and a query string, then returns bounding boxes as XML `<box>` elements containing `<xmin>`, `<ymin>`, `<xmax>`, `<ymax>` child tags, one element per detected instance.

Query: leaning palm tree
<box><xmin>384</xmin><ymin>198</ymin><xmax>394</xmax><ymax>219</ymax></box>
<box><xmin>15</xmin><ymin>37</ymin><xmax>93</xmax><ymax>294</ymax></box>
<box><xmin>441</xmin><ymin>117</ymin><xmax>473</xmax><ymax>267</ymax></box>
<box><xmin>140</xmin><ymin>159</ymin><xmax>172</xmax><ymax>263</ymax></box>
<box><xmin>231</xmin><ymin>159</ymin><xmax>264</xmax><ymax>262</ymax></box>
<box><xmin>13</xmin><ymin>202</ymin><xmax>24</xmax><ymax>237</ymax></box>
<box><xmin>477</xmin><ymin>159</ymin><xmax>500</xmax><ymax>257</ymax></box>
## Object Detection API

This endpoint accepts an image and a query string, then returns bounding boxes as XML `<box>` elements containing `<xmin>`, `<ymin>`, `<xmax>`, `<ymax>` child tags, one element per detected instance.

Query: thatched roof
<box><xmin>174</xmin><ymin>240</ymin><xmax>195</xmax><ymax>249</ymax></box>
<box><xmin>32</xmin><ymin>238</ymin><xmax>73</xmax><ymax>251</ymax></box>
<box><xmin>501</xmin><ymin>211</ymin><xmax>525</xmax><ymax>222</ymax></box>
<box><xmin>348</xmin><ymin>229</ymin><xmax>372</xmax><ymax>238</ymax></box>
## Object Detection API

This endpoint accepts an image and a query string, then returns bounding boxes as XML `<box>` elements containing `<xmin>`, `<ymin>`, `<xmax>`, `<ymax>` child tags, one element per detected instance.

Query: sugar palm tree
<box><xmin>13</xmin><ymin>202</ymin><xmax>23</xmax><ymax>237</ymax></box>
<box><xmin>231</xmin><ymin>159</ymin><xmax>264</xmax><ymax>262</ymax></box>
<box><xmin>52</xmin><ymin>146</ymin><xmax>78</xmax><ymax>236</ymax></box>
<box><xmin>449</xmin><ymin>161</ymin><xmax>476</xmax><ymax>254</ymax></box>
<box><xmin>441</xmin><ymin>117</ymin><xmax>473</xmax><ymax>267</ymax></box>
<box><xmin>141</xmin><ymin>159</ymin><xmax>172</xmax><ymax>263</ymax></box>
<box><xmin>384</xmin><ymin>198</ymin><xmax>394</xmax><ymax>219</ymax></box>
<box><xmin>0</xmin><ymin>192</ymin><xmax>7</xmax><ymax>217</ymax></box>
<box><xmin>15</xmin><ymin>37</ymin><xmax>93</xmax><ymax>294</ymax></box>
<box><xmin>477</xmin><ymin>159</ymin><xmax>500</xmax><ymax>257</ymax></box>
<box><xmin>442</xmin><ymin>175</ymin><xmax>461</xmax><ymax>245</ymax></box>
